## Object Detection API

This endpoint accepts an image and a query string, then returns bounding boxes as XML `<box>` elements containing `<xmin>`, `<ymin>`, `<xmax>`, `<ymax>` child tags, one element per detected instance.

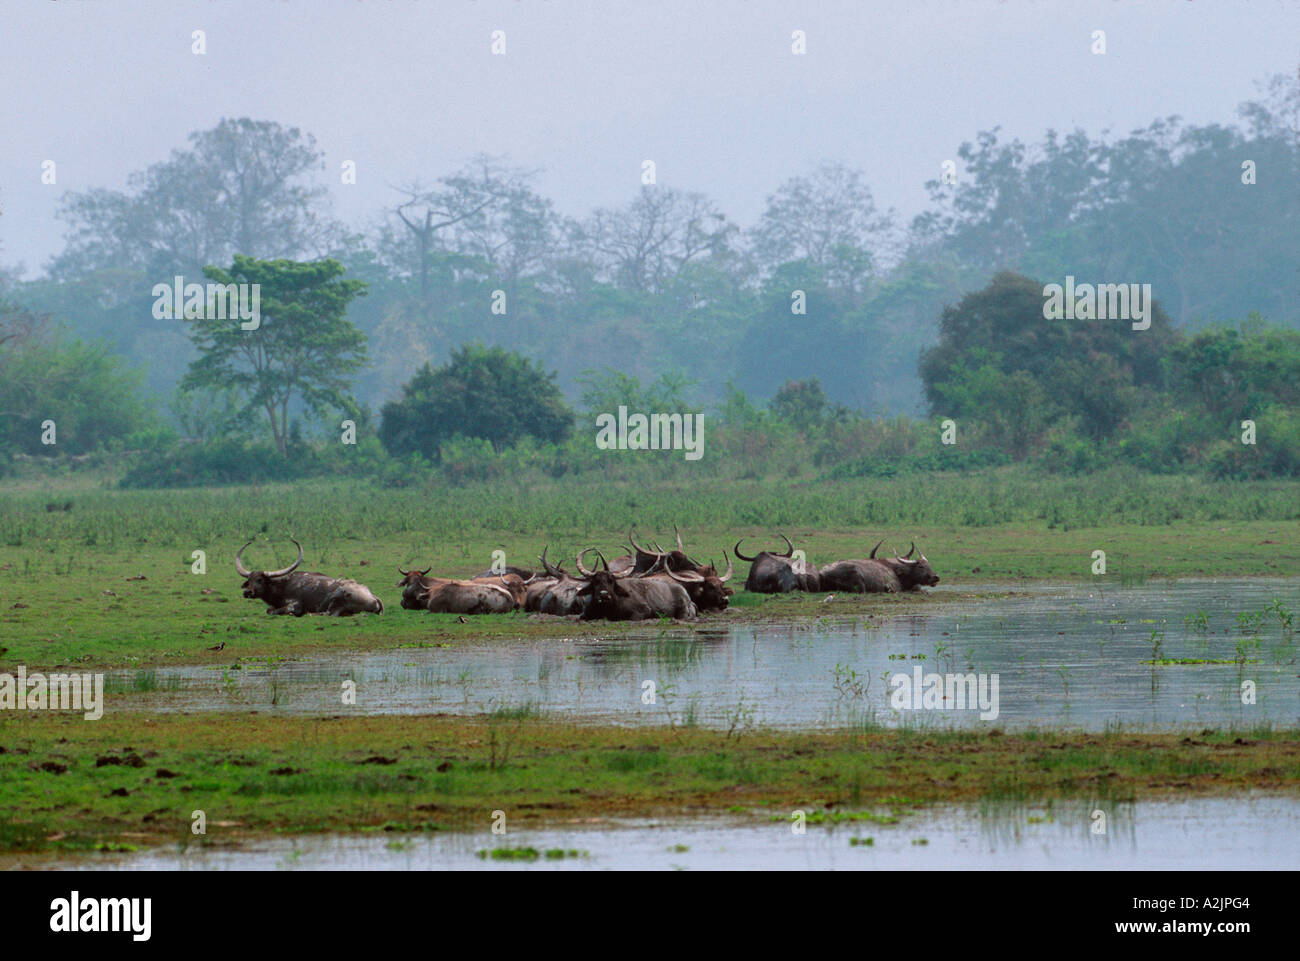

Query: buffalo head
<box><xmin>662</xmin><ymin>551</ymin><xmax>734</xmax><ymax>611</ymax></box>
<box><xmin>235</xmin><ymin>538</ymin><xmax>304</xmax><ymax>599</ymax></box>
<box><xmin>396</xmin><ymin>565</ymin><xmax>434</xmax><ymax>609</ymax></box>
<box><xmin>888</xmin><ymin>542</ymin><xmax>940</xmax><ymax>589</ymax></box>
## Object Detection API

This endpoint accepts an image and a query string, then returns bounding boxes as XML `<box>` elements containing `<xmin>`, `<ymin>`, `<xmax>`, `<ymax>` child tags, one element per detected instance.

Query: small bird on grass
<box><xmin>821</xmin><ymin>594</ymin><xmax>836</xmax><ymax>603</ymax></box>
<box><xmin>207</xmin><ymin>641</ymin><xmax>226</xmax><ymax>652</ymax></box>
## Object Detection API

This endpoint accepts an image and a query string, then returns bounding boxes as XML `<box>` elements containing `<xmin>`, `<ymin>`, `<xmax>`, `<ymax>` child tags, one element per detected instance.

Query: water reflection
<box><xmin>108</xmin><ymin>578</ymin><xmax>1299</xmax><ymax>730</ymax></box>
<box><xmin>55</xmin><ymin>795</ymin><xmax>1299</xmax><ymax>871</ymax></box>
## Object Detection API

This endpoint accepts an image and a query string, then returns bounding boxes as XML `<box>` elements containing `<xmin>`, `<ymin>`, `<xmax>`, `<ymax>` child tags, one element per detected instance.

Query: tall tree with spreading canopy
<box><xmin>180</xmin><ymin>256</ymin><xmax>368</xmax><ymax>457</ymax></box>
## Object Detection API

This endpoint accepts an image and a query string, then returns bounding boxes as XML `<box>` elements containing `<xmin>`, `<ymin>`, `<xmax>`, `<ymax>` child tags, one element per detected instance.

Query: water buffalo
<box><xmin>396</xmin><ymin>566</ymin><xmax>517</xmax><ymax>614</ymax></box>
<box><xmin>523</xmin><ymin>547</ymin><xmax>588</xmax><ymax>615</ymax></box>
<box><xmin>734</xmin><ymin>534</ymin><xmax>821</xmax><ymax>593</ymax></box>
<box><xmin>574</xmin><ymin>550</ymin><xmax>697</xmax><ymax>621</ymax></box>
<box><xmin>624</xmin><ymin>526</ymin><xmax>703</xmax><ymax>574</ymax></box>
<box><xmin>613</xmin><ymin>529</ymin><xmax>733</xmax><ymax>612</ymax></box>
<box><xmin>818</xmin><ymin>541</ymin><xmax>941</xmax><ymax>593</ymax></box>
<box><xmin>657</xmin><ymin>553</ymin><xmax>735</xmax><ymax>612</ymax></box>
<box><xmin>471</xmin><ymin>572</ymin><xmax>528</xmax><ymax>607</ymax></box>
<box><xmin>235</xmin><ymin>539</ymin><xmax>383</xmax><ymax>616</ymax></box>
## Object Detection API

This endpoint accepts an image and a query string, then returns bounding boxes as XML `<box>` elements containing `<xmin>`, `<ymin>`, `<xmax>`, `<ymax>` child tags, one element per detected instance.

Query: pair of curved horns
<box><xmin>538</xmin><ymin>545</ymin><xmax>568</xmax><ymax>578</ymax></box>
<box><xmin>892</xmin><ymin>542</ymin><xmax>920</xmax><ymax>564</ymax></box>
<box><xmin>577</xmin><ymin>547</ymin><xmax>668</xmax><ymax>579</ymax></box>
<box><xmin>235</xmin><ymin>538</ymin><xmax>304</xmax><ymax>578</ymax></box>
<box><xmin>628</xmin><ymin>525</ymin><xmax>687</xmax><ymax>557</ymax></box>
<box><xmin>574</xmin><ymin>547</ymin><xmax>609</xmax><ymax>578</ymax></box>
<box><xmin>733</xmin><ymin>533</ymin><xmax>794</xmax><ymax>562</ymax></box>
<box><xmin>397</xmin><ymin>564</ymin><xmax>433</xmax><ymax>577</ymax></box>
<box><xmin>664</xmin><ymin>551</ymin><xmax>733</xmax><ymax>584</ymax></box>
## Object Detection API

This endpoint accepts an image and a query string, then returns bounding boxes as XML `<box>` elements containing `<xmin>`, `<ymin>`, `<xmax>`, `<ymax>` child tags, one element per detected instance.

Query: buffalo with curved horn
<box><xmin>656</xmin><ymin>551</ymin><xmax>735</xmax><ymax>612</ymax></box>
<box><xmin>396</xmin><ymin>565</ymin><xmax>518</xmax><ymax>614</ymax></box>
<box><xmin>523</xmin><ymin>546</ymin><xmax>588</xmax><ymax>615</ymax></box>
<box><xmin>818</xmin><ymin>539</ymin><xmax>940</xmax><ymax>594</ymax></box>
<box><xmin>236</xmin><ymin>539</ymin><xmax>382</xmax><ymax>616</ymax></box>
<box><xmin>574</xmin><ymin>548</ymin><xmax>697</xmax><ymax>621</ymax></box>
<box><xmin>734</xmin><ymin>534</ymin><xmax>820</xmax><ymax>593</ymax></box>
<box><xmin>619</xmin><ymin>526</ymin><xmax>703</xmax><ymax>575</ymax></box>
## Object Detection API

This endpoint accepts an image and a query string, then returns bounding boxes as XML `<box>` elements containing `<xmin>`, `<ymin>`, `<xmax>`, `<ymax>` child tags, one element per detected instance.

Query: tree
<box><xmin>380</xmin><ymin>344</ymin><xmax>572</xmax><ymax>458</ymax></box>
<box><xmin>1167</xmin><ymin>318</ymin><xmax>1300</xmax><ymax>420</ymax></box>
<box><xmin>579</xmin><ymin>187</ymin><xmax>738</xmax><ymax>294</ymax></box>
<box><xmin>751</xmin><ymin>162</ymin><xmax>895</xmax><ymax>288</ymax></box>
<box><xmin>769</xmin><ymin>378</ymin><xmax>840</xmax><ymax>431</ymax></box>
<box><xmin>919</xmin><ymin>272</ymin><xmax>1174</xmax><ymax>451</ymax></box>
<box><xmin>736</xmin><ymin>261</ymin><xmax>865</xmax><ymax>406</ymax></box>
<box><xmin>388</xmin><ymin>156</ymin><xmax>522</xmax><ymax>304</ymax></box>
<box><xmin>0</xmin><ymin>327</ymin><xmax>158</xmax><ymax>462</ymax></box>
<box><xmin>180</xmin><ymin>256</ymin><xmax>368</xmax><ymax>457</ymax></box>
<box><xmin>53</xmin><ymin>118</ymin><xmax>334</xmax><ymax>280</ymax></box>
<box><xmin>43</xmin><ymin>118</ymin><xmax>340</xmax><ymax>397</ymax></box>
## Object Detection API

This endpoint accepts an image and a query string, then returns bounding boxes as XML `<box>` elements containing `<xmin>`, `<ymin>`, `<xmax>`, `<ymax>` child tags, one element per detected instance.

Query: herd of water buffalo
<box><xmin>234</xmin><ymin>529</ymin><xmax>941</xmax><ymax>621</ymax></box>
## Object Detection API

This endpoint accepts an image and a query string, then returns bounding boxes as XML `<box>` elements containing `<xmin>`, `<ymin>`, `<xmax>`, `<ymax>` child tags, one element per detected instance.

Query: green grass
<box><xmin>2</xmin><ymin>712</ymin><xmax>1298</xmax><ymax>859</ymax></box>
<box><xmin>2</xmin><ymin>468</ymin><xmax>1298</xmax><ymax>545</ymax></box>
<box><xmin>0</xmin><ymin>473</ymin><xmax>1296</xmax><ymax>671</ymax></box>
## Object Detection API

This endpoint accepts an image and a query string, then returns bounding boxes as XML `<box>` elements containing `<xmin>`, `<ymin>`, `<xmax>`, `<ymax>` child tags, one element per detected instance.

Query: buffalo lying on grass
<box><xmin>396</xmin><ymin>567</ymin><xmax>517</xmax><ymax>614</ymax></box>
<box><xmin>574</xmin><ymin>550</ymin><xmax>698</xmax><ymax>621</ymax></box>
<box><xmin>734</xmin><ymin>534</ymin><xmax>821</xmax><ymax>593</ymax></box>
<box><xmin>818</xmin><ymin>541</ymin><xmax>940</xmax><ymax>593</ymax></box>
<box><xmin>523</xmin><ymin>547</ymin><xmax>588</xmax><ymax>615</ymax></box>
<box><xmin>236</xmin><ymin>539</ymin><xmax>383</xmax><ymax>616</ymax></box>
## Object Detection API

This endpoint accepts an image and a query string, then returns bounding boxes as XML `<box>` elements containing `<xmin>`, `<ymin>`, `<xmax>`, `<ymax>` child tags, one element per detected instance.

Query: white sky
<box><xmin>2</xmin><ymin>0</ymin><xmax>1297</xmax><ymax>278</ymax></box>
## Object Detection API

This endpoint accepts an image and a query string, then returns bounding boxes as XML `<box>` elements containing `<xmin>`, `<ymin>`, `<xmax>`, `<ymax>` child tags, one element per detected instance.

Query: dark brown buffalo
<box><xmin>624</xmin><ymin>526</ymin><xmax>703</xmax><ymax>575</ymax></box>
<box><xmin>574</xmin><ymin>550</ymin><xmax>697</xmax><ymax>621</ymax></box>
<box><xmin>396</xmin><ymin>566</ymin><xmax>516</xmax><ymax>614</ymax></box>
<box><xmin>638</xmin><ymin>547</ymin><xmax>735</xmax><ymax>612</ymax></box>
<box><xmin>236</xmin><ymin>539</ymin><xmax>382</xmax><ymax>616</ymax></box>
<box><xmin>615</xmin><ymin>529</ymin><xmax>734</xmax><ymax>612</ymax></box>
<box><xmin>818</xmin><ymin>541</ymin><xmax>941</xmax><ymax>594</ymax></box>
<box><xmin>734</xmin><ymin>534</ymin><xmax>821</xmax><ymax>593</ymax></box>
<box><xmin>523</xmin><ymin>547</ymin><xmax>588</xmax><ymax>615</ymax></box>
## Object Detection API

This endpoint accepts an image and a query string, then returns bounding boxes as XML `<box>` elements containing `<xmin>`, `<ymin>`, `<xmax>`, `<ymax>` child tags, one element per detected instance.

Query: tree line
<box><xmin>1</xmin><ymin>72</ymin><xmax>1298</xmax><ymax>481</ymax></box>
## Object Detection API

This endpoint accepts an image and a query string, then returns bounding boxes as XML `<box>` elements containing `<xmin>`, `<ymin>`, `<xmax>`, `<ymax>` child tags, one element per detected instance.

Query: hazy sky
<box><xmin>2</xmin><ymin>0</ymin><xmax>1297</xmax><ymax>279</ymax></box>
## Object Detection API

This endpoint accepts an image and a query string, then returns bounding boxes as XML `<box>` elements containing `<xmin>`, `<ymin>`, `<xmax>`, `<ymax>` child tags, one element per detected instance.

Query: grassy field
<box><xmin>1</xmin><ymin>472</ymin><xmax>1297</xmax><ymax>670</ymax></box>
<box><xmin>1</xmin><ymin>470</ymin><xmax>1297</xmax><ymax>862</ymax></box>
<box><xmin>2</xmin><ymin>712</ymin><xmax>1298</xmax><ymax>858</ymax></box>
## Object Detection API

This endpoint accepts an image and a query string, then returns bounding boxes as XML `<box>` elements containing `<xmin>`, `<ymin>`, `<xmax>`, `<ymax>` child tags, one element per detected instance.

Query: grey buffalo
<box><xmin>236</xmin><ymin>539</ymin><xmax>383</xmax><ymax>616</ymax></box>
<box><xmin>734</xmin><ymin>534</ymin><xmax>821</xmax><ymax>593</ymax></box>
<box><xmin>523</xmin><ymin>547</ymin><xmax>588</xmax><ymax>615</ymax></box>
<box><xmin>396</xmin><ymin>566</ymin><xmax>517</xmax><ymax>614</ymax></box>
<box><xmin>574</xmin><ymin>550</ymin><xmax>698</xmax><ymax>621</ymax></box>
<box><xmin>818</xmin><ymin>540</ymin><xmax>941</xmax><ymax>593</ymax></box>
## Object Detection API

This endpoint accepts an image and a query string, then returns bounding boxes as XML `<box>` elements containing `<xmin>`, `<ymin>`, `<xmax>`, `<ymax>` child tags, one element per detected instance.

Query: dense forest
<box><xmin>1</xmin><ymin>72</ymin><xmax>1297</xmax><ymax>484</ymax></box>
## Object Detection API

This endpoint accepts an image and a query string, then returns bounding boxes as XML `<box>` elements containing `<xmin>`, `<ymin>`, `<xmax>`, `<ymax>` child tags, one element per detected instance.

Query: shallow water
<box><xmin>110</xmin><ymin>578</ymin><xmax>1300</xmax><ymax>731</ymax></box>
<box><xmin>53</xmin><ymin>795</ymin><xmax>1300</xmax><ymax>871</ymax></box>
